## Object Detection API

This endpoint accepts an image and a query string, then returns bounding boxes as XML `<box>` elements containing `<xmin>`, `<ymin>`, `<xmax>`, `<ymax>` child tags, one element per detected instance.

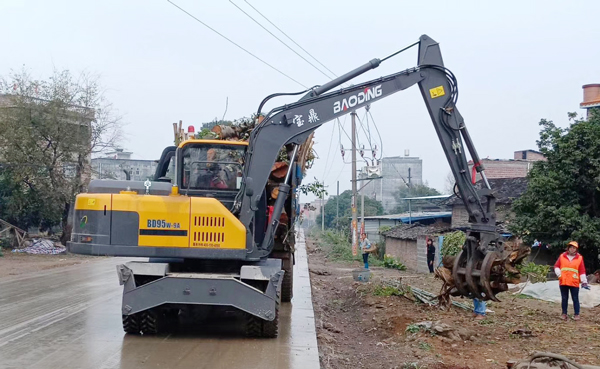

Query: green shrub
<box><xmin>383</xmin><ymin>255</ymin><xmax>407</xmax><ymax>270</ymax></box>
<box><xmin>441</xmin><ymin>231</ymin><xmax>466</xmax><ymax>257</ymax></box>
<box><xmin>517</xmin><ymin>262</ymin><xmax>551</xmax><ymax>283</ymax></box>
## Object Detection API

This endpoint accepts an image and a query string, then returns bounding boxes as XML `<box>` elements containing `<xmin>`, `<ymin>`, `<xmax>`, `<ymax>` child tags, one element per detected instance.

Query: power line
<box><xmin>356</xmin><ymin>112</ymin><xmax>374</xmax><ymax>154</ymax></box>
<box><xmin>167</xmin><ymin>0</ymin><xmax>307</xmax><ymax>88</ymax></box>
<box><xmin>243</xmin><ymin>0</ymin><xmax>339</xmax><ymax>79</ymax></box>
<box><xmin>367</xmin><ymin>109</ymin><xmax>384</xmax><ymax>160</ymax></box>
<box><xmin>321</xmin><ymin>118</ymin><xmax>337</xmax><ymax>181</ymax></box>
<box><xmin>229</xmin><ymin>1</ymin><xmax>334</xmax><ymax>80</ymax></box>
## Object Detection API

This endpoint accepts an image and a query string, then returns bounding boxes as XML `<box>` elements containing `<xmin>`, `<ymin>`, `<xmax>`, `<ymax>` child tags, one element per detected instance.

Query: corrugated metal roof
<box><xmin>361</xmin><ymin>212</ymin><xmax>451</xmax><ymax>222</ymax></box>
<box><xmin>383</xmin><ymin>222</ymin><xmax>453</xmax><ymax>240</ymax></box>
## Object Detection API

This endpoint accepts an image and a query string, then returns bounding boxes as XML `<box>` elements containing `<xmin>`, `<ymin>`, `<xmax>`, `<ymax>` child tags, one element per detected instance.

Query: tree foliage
<box><xmin>511</xmin><ymin>111</ymin><xmax>600</xmax><ymax>269</ymax></box>
<box><xmin>392</xmin><ymin>183</ymin><xmax>441</xmax><ymax>213</ymax></box>
<box><xmin>0</xmin><ymin>68</ymin><xmax>121</xmax><ymax>240</ymax></box>
<box><xmin>321</xmin><ymin>190</ymin><xmax>384</xmax><ymax>231</ymax></box>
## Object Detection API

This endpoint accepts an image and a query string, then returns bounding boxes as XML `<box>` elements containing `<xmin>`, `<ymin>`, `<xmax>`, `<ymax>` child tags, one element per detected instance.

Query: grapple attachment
<box><xmin>451</xmin><ymin>232</ymin><xmax>510</xmax><ymax>302</ymax></box>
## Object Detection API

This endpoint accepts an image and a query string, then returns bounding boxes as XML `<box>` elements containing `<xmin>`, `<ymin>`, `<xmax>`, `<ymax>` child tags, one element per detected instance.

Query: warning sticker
<box><xmin>429</xmin><ymin>86</ymin><xmax>446</xmax><ymax>99</ymax></box>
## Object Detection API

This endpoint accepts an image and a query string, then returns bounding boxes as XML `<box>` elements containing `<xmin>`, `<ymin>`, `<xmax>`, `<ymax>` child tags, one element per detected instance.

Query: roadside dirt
<box><xmin>0</xmin><ymin>252</ymin><xmax>99</xmax><ymax>279</ymax></box>
<box><xmin>307</xmin><ymin>236</ymin><xmax>600</xmax><ymax>369</ymax></box>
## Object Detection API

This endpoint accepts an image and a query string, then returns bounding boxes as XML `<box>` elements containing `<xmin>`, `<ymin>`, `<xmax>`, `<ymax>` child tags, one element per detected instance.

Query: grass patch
<box><xmin>373</xmin><ymin>284</ymin><xmax>404</xmax><ymax>297</ymax></box>
<box><xmin>515</xmin><ymin>294</ymin><xmax>534</xmax><ymax>299</ymax></box>
<box><xmin>310</xmin><ymin>229</ymin><xmax>384</xmax><ymax>266</ymax></box>
<box><xmin>401</xmin><ymin>363</ymin><xmax>423</xmax><ymax>369</ymax></box>
<box><xmin>418</xmin><ymin>342</ymin><xmax>432</xmax><ymax>351</ymax></box>
<box><xmin>406</xmin><ymin>324</ymin><xmax>421</xmax><ymax>334</ymax></box>
<box><xmin>479</xmin><ymin>319</ymin><xmax>494</xmax><ymax>325</ymax></box>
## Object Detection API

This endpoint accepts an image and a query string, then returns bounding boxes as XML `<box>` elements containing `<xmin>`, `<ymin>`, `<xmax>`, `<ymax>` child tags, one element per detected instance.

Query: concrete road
<box><xmin>0</xmin><ymin>231</ymin><xmax>319</xmax><ymax>369</ymax></box>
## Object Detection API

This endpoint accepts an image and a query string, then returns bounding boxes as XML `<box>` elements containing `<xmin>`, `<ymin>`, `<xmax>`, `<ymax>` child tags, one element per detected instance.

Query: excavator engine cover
<box><xmin>69</xmin><ymin>192</ymin><xmax>247</xmax><ymax>259</ymax></box>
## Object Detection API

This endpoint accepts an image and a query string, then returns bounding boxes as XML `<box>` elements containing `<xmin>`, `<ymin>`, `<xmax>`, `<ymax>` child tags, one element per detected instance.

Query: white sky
<box><xmin>2</xmin><ymin>0</ymin><xmax>599</xmax><ymax>202</ymax></box>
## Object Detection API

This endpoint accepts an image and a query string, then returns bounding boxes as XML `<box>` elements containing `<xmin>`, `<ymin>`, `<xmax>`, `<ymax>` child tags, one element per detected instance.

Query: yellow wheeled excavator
<box><xmin>69</xmin><ymin>34</ymin><xmax>517</xmax><ymax>337</ymax></box>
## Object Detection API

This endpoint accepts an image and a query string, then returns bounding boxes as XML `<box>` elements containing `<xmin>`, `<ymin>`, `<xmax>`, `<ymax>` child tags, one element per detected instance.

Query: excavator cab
<box><xmin>154</xmin><ymin>139</ymin><xmax>248</xmax><ymax>210</ymax></box>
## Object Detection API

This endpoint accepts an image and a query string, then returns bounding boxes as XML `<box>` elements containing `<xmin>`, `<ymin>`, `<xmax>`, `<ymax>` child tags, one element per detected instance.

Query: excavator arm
<box><xmin>240</xmin><ymin>34</ymin><xmax>506</xmax><ymax>301</ymax></box>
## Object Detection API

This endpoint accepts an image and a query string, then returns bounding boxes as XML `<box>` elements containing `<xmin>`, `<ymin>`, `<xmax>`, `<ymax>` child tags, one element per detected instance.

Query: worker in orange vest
<box><xmin>554</xmin><ymin>241</ymin><xmax>589</xmax><ymax>321</ymax></box>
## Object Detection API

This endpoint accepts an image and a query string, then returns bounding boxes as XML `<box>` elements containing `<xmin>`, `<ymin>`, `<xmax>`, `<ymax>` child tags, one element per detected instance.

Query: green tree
<box><xmin>0</xmin><ymin>68</ymin><xmax>121</xmax><ymax>242</ymax></box>
<box><xmin>321</xmin><ymin>190</ymin><xmax>384</xmax><ymax>231</ymax></box>
<box><xmin>392</xmin><ymin>183</ymin><xmax>441</xmax><ymax>213</ymax></box>
<box><xmin>511</xmin><ymin>111</ymin><xmax>600</xmax><ymax>270</ymax></box>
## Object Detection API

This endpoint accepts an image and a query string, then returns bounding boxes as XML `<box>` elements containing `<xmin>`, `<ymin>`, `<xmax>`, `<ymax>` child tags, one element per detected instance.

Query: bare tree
<box><xmin>443</xmin><ymin>170</ymin><xmax>455</xmax><ymax>195</ymax></box>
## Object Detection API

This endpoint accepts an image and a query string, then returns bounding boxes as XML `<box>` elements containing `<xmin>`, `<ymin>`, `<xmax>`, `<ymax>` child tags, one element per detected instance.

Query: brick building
<box><xmin>469</xmin><ymin>150</ymin><xmax>545</xmax><ymax>179</ymax></box>
<box><xmin>580</xmin><ymin>83</ymin><xmax>600</xmax><ymax>118</ymax></box>
<box><xmin>383</xmin><ymin>222</ymin><xmax>451</xmax><ymax>272</ymax></box>
<box><xmin>446</xmin><ymin>177</ymin><xmax>528</xmax><ymax>235</ymax></box>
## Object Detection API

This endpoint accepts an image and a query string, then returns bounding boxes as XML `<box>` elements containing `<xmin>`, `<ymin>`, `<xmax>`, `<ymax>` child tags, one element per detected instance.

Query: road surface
<box><xmin>0</xmin><ymin>231</ymin><xmax>319</xmax><ymax>369</ymax></box>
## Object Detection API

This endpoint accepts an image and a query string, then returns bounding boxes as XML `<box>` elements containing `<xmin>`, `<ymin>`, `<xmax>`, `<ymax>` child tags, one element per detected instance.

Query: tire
<box><xmin>140</xmin><ymin>309</ymin><xmax>159</xmax><ymax>335</ymax></box>
<box><xmin>245</xmin><ymin>314</ymin><xmax>263</xmax><ymax>338</ymax></box>
<box><xmin>245</xmin><ymin>292</ymin><xmax>280</xmax><ymax>338</ymax></box>
<box><xmin>261</xmin><ymin>309</ymin><xmax>279</xmax><ymax>338</ymax></box>
<box><xmin>281</xmin><ymin>255</ymin><xmax>293</xmax><ymax>303</ymax></box>
<box><xmin>122</xmin><ymin>314</ymin><xmax>141</xmax><ymax>334</ymax></box>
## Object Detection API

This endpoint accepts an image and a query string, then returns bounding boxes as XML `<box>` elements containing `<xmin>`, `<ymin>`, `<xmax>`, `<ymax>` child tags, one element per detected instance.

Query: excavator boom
<box><xmin>239</xmin><ymin>34</ymin><xmax>507</xmax><ymax>300</ymax></box>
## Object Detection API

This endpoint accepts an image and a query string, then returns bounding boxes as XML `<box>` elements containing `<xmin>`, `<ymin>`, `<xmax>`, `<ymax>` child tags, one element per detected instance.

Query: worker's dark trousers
<box><xmin>427</xmin><ymin>256</ymin><xmax>435</xmax><ymax>273</ymax></box>
<box><xmin>362</xmin><ymin>253</ymin><xmax>369</xmax><ymax>269</ymax></box>
<box><xmin>559</xmin><ymin>285</ymin><xmax>580</xmax><ymax>315</ymax></box>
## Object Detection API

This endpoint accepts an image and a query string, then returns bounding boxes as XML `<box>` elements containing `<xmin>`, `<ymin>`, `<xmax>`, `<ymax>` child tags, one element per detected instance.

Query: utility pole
<box><xmin>351</xmin><ymin>111</ymin><xmax>358</xmax><ymax>256</ymax></box>
<box><xmin>321</xmin><ymin>181</ymin><xmax>325</xmax><ymax>232</ymax></box>
<box><xmin>336</xmin><ymin>181</ymin><xmax>339</xmax><ymax>228</ymax></box>
<box><xmin>361</xmin><ymin>190</ymin><xmax>365</xmax><ymax>237</ymax></box>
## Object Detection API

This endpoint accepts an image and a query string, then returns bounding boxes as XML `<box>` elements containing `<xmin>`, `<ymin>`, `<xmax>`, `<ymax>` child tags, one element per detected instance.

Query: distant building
<box><xmin>580</xmin><ymin>83</ymin><xmax>600</xmax><ymax>118</ymax></box>
<box><xmin>360</xmin><ymin>152</ymin><xmax>423</xmax><ymax>213</ymax></box>
<box><xmin>446</xmin><ymin>177</ymin><xmax>528</xmax><ymax>230</ymax></box>
<box><xmin>383</xmin><ymin>221</ymin><xmax>452</xmax><ymax>272</ymax></box>
<box><xmin>300</xmin><ymin>199</ymin><xmax>326</xmax><ymax>228</ymax></box>
<box><xmin>469</xmin><ymin>150</ymin><xmax>545</xmax><ymax>179</ymax></box>
<box><xmin>91</xmin><ymin>149</ymin><xmax>157</xmax><ymax>181</ymax></box>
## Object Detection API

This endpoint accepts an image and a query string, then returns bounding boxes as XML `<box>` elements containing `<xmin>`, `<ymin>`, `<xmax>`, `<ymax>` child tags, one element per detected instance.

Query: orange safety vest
<box><xmin>558</xmin><ymin>253</ymin><xmax>583</xmax><ymax>287</ymax></box>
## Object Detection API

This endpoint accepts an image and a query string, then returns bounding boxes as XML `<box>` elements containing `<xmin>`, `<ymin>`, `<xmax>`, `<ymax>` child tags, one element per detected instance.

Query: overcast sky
<box><xmin>2</xmin><ymin>0</ymin><xmax>599</xmax><ymax>202</ymax></box>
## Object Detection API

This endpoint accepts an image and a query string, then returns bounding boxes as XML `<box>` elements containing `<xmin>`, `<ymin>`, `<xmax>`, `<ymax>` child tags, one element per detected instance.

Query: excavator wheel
<box><xmin>122</xmin><ymin>313</ymin><xmax>141</xmax><ymax>334</ymax></box>
<box><xmin>246</xmin><ymin>291</ymin><xmax>280</xmax><ymax>338</ymax></box>
<box><xmin>140</xmin><ymin>309</ymin><xmax>160</xmax><ymax>335</ymax></box>
<box><xmin>281</xmin><ymin>256</ymin><xmax>293</xmax><ymax>302</ymax></box>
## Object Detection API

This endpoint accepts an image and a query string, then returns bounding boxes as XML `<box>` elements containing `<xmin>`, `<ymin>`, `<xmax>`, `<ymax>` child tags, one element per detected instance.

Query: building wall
<box><xmin>513</xmin><ymin>150</ymin><xmax>546</xmax><ymax>161</ymax></box>
<box><xmin>385</xmin><ymin>234</ymin><xmax>442</xmax><ymax>272</ymax></box>
<box><xmin>451</xmin><ymin>204</ymin><xmax>511</xmax><ymax>229</ymax></box>
<box><xmin>363</xmin><ymin>218</ymin><xmax>402</xmax><ymax>243</ymax></box>
<box><xmin>476</xmin><ymin>160</ymin><xmax>531</xmax><ymax>179</ymax></box>
<box><xmin>384</xmin><ymin>237</ymin><xmax>418</xmax><ymax>270</ymax></box>
<box><xmin>361</xmin><ymin>156</ymin><xmax>423</xmax><ymax>213</ymax></box>
<box><xmin>91</xmin><ymin>158</ymin><xmax>157</xmax><ymax>182</ymax></box>
<box><xmin>416</xmin><ymin>235</ymin><xmax>442</xmax><ymax>274</ymax></box>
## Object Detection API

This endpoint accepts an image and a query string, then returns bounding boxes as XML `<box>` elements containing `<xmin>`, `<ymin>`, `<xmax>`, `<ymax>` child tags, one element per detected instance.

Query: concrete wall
<box><xmin>385</xmin><ymin>235</ymin><xmax>442</xmax><ymax>273</ymax></box>
<box><xmin>384</xmin><ymin>237</ymin><xmax>418</xmax><ymax>270</ymax></box>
